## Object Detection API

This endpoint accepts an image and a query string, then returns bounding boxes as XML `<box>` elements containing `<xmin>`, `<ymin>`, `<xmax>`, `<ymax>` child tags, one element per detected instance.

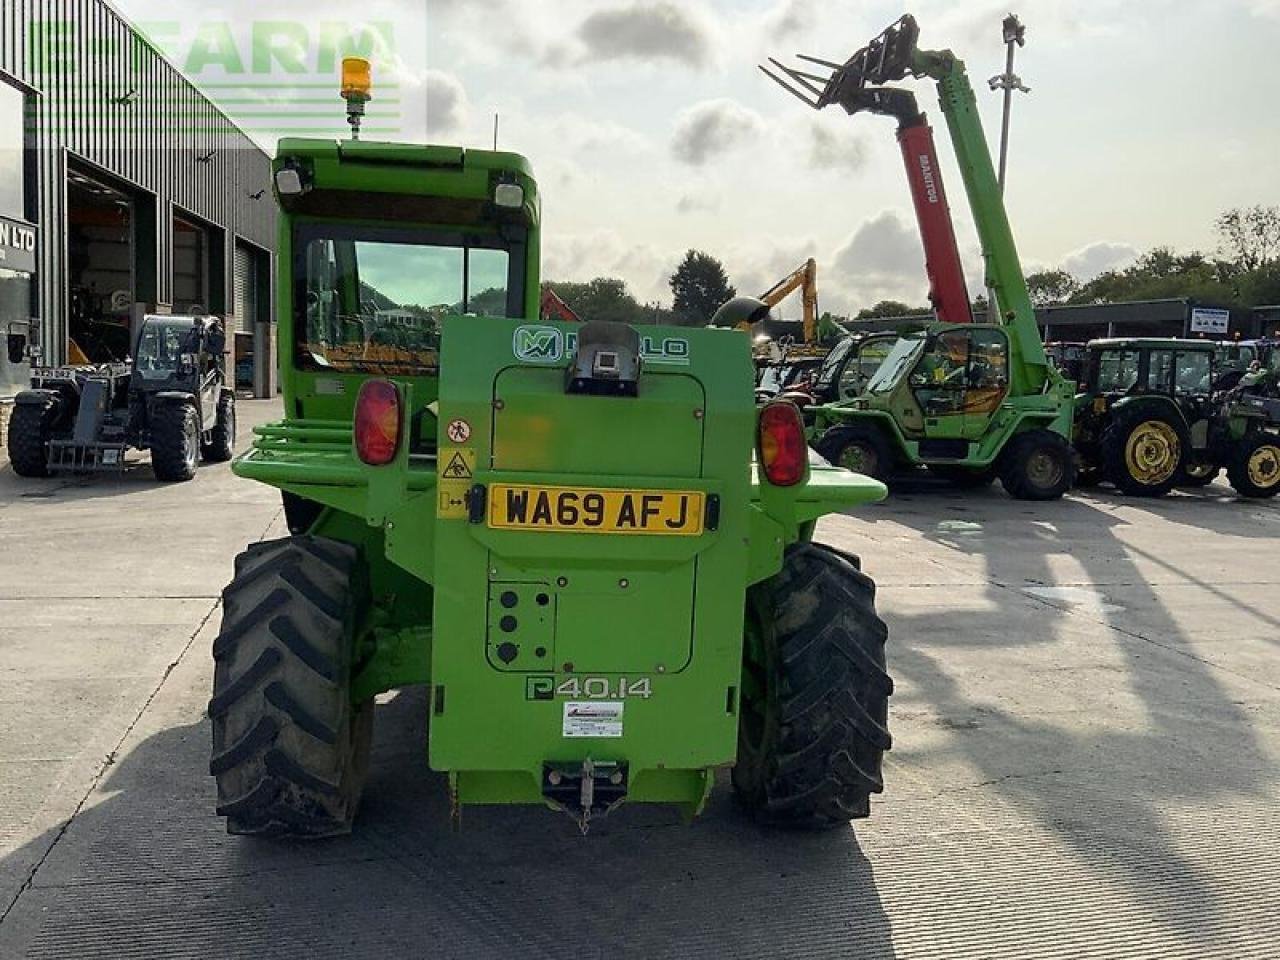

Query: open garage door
<box><xmin>67</xmin><ymin>170</ymin><xmax>134</xmax><ymax>363</ymax></box>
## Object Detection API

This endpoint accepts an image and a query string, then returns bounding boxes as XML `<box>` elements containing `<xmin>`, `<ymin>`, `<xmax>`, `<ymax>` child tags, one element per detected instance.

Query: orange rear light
<box><xmin>354</xmin><ymin>379</ymin><xmax>401</xmax><ymax>465</ymax></box>
<box><xmin>758</xmin><ymin>401</ymin><xmax>807</xmax><ymax>487</ymax></box>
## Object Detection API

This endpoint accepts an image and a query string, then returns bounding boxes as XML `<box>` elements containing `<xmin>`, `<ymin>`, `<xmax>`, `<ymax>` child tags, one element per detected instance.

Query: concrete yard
<box><xmin>1</xmin><ymin>399</ymin><xmax>1277</xmax><ymax>958</ymax></box>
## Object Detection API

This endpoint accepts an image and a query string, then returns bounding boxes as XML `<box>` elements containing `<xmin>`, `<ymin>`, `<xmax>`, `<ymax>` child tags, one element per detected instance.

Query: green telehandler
<box><xmin>763</xmin><ymin>16</ymin><xmax>1076</xmax><ymax>499</ymax></box>
<box><xmin>208</xmin><ymin>60</ymin><xmax>895</xmax><ymax>836</ymax></box>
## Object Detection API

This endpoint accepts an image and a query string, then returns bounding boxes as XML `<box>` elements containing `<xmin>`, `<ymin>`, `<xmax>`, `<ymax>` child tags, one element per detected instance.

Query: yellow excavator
<box><xmin>759</xmin><ymin>257</ymin><xmax>820</xmax><ymax>348</ymax></box>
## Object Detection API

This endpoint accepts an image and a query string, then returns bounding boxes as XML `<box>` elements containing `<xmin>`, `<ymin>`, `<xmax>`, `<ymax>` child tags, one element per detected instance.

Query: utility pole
<box><xmin>985</xmin><ymin>13</ymin><xmax>1029</xmax><ymax>320</ymax></box>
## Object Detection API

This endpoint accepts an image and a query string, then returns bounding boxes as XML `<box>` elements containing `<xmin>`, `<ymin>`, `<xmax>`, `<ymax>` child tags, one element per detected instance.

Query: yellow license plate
<box><xmin>487</xmin><ymin>484</ymin><xmax>704</xmax><ymax>536</ymax></box>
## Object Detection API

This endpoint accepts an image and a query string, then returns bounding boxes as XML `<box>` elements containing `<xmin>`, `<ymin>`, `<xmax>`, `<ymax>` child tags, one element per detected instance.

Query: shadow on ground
<box><xmin>0</xmin><ymin>689</ymin><xmax>897</xmax><ymax>960</ymax></box>
<box><xmin>865</xmin><ymin>484</ymin><xmax>1275</xmax><ymax>952</ymax></box>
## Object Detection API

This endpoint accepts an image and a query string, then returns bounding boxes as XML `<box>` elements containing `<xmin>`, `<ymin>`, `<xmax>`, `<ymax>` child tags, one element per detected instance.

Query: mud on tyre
<box><xmin>733</xmin><ymin>541</ymin><xmax>892</xmax><ymax>827</ymax></box>
<box><xmin>209</xmin><ymin>536</ymin><xmax>373</xmax><ymax>837</ymax></box>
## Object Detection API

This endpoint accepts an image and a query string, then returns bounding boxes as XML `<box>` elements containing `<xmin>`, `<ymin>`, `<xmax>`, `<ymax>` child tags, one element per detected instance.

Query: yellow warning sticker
<box><xmin>442</xmin><ymin>448</ymin><xmax>475</xmax><ymax>480</ymax></box>
<box><xmin>437</xmin><ymin>448</ymin><xmax>476</xmax><ymax>519</ymax></box>
<box><xmin>438</xmin><ymin>483</ymin><xmax>469</xmax><ymax>519</ymax></box>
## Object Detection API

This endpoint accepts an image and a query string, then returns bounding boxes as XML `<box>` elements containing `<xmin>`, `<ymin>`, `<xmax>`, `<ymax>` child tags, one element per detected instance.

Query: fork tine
<box><xmin>758</xmin><ymin>64</ymin><xmax>820</xmax><ymax>109</ymax></box>
<box><xmin>796</xmin><ymin>53</ymin><xmax>844</xmax><ymax>70</ymax></box>
<box><xmin>772</xmin><ymin>59</ymin><xmax>826</xmax><ymax>98</ymax></box>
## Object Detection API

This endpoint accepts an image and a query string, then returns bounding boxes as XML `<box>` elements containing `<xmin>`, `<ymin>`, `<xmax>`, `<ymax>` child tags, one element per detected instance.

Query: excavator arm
<box><xmin>762</xmin><ymin>14</ymin><xmax>1050</xmax><ymax>396</ymax></box>
<box><xmin>759</xmin><ymin>258</ymin><xmax>819</xmax><ymax>344</ymax></box>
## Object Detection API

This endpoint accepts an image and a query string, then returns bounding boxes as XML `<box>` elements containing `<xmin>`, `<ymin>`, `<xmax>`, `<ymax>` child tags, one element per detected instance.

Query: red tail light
<box><xmin>758</xmin><ymin>401</ymin><xmax>807</xmax><ymax>487</ymax></box>
<box><xmin>354</xmin><ymin>379</ymin><xmax>401</xmax><ymax>465</ymax></box>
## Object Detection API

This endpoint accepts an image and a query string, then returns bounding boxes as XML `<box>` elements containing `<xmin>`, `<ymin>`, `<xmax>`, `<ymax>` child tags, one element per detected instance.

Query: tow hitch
<box><xmin>543</xmin><ymin>760</ymin><xmax>628</xmax><ymax>833</ymax></box>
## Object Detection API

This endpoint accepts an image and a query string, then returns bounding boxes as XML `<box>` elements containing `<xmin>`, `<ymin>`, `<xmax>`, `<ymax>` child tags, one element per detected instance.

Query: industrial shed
<box><xmin>0</xmin><ymin>0</ymin><xmax>277</xmax><ymax>417</ymax></box>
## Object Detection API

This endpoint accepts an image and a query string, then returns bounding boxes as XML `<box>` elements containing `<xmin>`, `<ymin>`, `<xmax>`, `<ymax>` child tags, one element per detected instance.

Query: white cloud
<box><xmin>807</xmin><ymin>119</ymin><xmax>869</xmax><ymax>174</ymax></box>
<box><xmin>425</xmin><ymin>70</ymin><xmax>468</xmax><ymax>135</ymax></box>
<box><xmin>1061</xmin><ymin>241</ymin><xmax>1139</xmax><ymax>280</ymax></box>
<box><xmin>829</xmin><ymin>211</ymin><xmax>930</xmax><ymax>310</ymax></box>
<box><xmin>575</xmin><ymin>2</ymin><xmax>714</xmax><ymax>69</ymax></box>
<box><xmin>671</xmin><ymin>98</ymin><xmax>764</xmax><ymax>166</ymax></box>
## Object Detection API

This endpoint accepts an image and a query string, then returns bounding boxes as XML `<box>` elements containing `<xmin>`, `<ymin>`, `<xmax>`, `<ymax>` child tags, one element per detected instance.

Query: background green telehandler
<box><xmin>764</xmin><ymin>16</ymin><xmax>1076</xmax><ymax>499</ymax></box>
<box><xmin>208</xmin><ymin>60</ymin><xmax>895</xmax><ymax>837</ymax></box>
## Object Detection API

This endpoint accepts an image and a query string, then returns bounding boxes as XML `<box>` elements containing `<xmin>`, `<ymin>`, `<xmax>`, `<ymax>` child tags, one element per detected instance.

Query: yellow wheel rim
<box><xmin>1247</xmin><ymin>444</ymin><xmax>1280</xmax><ymax>488</ymax></box>
<box><xmin>1125</xmin><ymin>420</ymin><xmax>1180</xmax><ymax>485</ymax></box>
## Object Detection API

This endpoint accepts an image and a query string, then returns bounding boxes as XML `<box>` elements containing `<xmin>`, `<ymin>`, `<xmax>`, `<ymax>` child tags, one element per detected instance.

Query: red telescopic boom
<box><xmin>897</xmin><ymin>122</ymin><xmax>972</xmax><ymax>324</ymax></box>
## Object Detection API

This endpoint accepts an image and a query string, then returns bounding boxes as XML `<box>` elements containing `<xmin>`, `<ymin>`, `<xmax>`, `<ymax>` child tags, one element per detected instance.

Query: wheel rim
<box><xmin>838</xmin><ymin>442</ymin><xmax>877</xmax><ymax>476</ymax></box>
<box><xmin>1125</xmin><ymin>420</ymin><xmax>1180</xmax><ymax>485</ymax></box>
<box><xmin>1247</xmin><ymin>444</ymin><xmax>1280</xmax><ymax>488</ymax></box>
<box><xmin>184</xmin><ymin>417</ymin><xmax>198</xmax><ymax>467</ymax></box>
<box><xmin>1026</xmin><ymin>448</ymin><xmax>1064</xmax><ymax>490</ymax></box>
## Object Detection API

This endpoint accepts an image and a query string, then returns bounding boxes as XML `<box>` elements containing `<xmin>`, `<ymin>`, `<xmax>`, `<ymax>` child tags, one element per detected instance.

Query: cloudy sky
<box><xmin>115</xmin><ymin>0</ymin><xmax>1280</xmax><ymax>317</ymax></box>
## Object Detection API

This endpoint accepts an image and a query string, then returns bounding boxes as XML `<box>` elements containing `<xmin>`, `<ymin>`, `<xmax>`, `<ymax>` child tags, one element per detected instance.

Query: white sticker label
<box><xmin>562</xmin><ymin>701</ymin><xmax>624</xmax><ymax>738</ymax></box>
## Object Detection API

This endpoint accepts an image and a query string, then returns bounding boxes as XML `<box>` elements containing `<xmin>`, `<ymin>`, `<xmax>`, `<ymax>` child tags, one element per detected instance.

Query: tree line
<box><xmin>545</xmin><ymin>206</ymin><xmax>1280</xmax><ymax>326</ymax></box>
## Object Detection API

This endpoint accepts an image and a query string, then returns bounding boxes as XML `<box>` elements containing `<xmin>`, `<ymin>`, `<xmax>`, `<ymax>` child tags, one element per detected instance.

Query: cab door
<box><xmin>908</xmin><ymin>327</ymin><xmax>1009</xmax><ymax>440</ymax></box>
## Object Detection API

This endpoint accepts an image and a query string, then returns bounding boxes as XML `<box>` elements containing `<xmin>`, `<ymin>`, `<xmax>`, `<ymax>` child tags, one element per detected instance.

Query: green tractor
<box><xmin>208</xmin><ymin>61</ymin><xmax>894</xmax><ymax>836</ymax></box>
<box><xmin>764</xmin><ymin>16</ymin><xmax>1076</xmax><ymax>500</ymax></box>
<box><xmin>1072</xmin><ymin>337</ymin><xmax>1280</xmax><ymax>498</ymax></box>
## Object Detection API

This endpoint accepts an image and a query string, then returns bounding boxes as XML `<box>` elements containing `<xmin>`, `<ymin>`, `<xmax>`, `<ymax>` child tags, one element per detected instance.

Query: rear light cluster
<box><xmin>354</xmin><ymin>379</ymin><xmax>402</xmax><ymax>465</ymax></box>
<box><xmin>757</xmin><ymin>401</ymin><xmax>807</xmax><ymax>487</ymax></box>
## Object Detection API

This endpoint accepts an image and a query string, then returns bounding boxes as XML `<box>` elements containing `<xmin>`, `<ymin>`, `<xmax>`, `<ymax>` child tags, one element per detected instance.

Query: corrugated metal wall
<box><xmin>0</xmin><ymin>0</ymin><xmax>276</xmax><ymax>364</ymax></box>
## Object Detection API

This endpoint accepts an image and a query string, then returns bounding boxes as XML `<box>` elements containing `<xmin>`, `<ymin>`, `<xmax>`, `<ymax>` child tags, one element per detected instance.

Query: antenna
<box><xmin>493</xmin><ymin>112</ymin><xmax>500</xmax><ymax>150</ymax></box>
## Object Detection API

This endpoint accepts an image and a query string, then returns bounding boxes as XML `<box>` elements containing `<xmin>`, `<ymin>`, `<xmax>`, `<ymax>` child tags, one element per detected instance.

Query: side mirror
<box><xmin>7</xmin><ymin>333</ymin><xmax>25</xmax><ymax>365</ymax></box>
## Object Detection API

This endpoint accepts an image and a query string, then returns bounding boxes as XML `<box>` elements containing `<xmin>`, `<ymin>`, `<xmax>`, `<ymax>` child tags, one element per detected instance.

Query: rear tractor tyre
<box><xmin>998</xmin><ymin>429</ymin><xmax>1075</xmax><ymax>501</ymax></box>
<box><xmin>815</xmin><ymin>424</ymin><xmax>894</xmax><ymax>483</ymax></box>
<box><xmin>733</xmin><ymin>542</ymin><xmax>892</xmax><ymax>828</ymax></box>
<box><xmin>1227</xmin><ymin>434</ymin><xmax>1280</xmax><ymax>499</ymax></box>
<box><xmin>151</xmin><ymin>402</ymin><xmax>200</xmax><ymax>481</ymax></box>
<box><xmin>7</xmin><ymin>400</ymin><xmax>58</xmax><ymax>478</ymax></box>
<box><xmin>202</xmin><ymin>391</ymin><xmax>237</xmax><ymax>462</ymax></box>
<box><xmin>1101</xmin><ymin>406</ymin><xmax>1187</xmax><ymax>498</ymax></box>
<box><xmin>1180</xmin><ymin>461</ymin><xmax>1220</xmax><ymax>488</ymax></box>
<box><xmin>209</xmin><ymin>536</ymin><xmax>373</xmax><ymax>837</ymax></box>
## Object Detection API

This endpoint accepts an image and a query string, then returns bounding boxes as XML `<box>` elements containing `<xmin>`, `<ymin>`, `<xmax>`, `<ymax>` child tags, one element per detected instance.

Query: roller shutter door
<box><xmin>233</xmin><ymin>243</ymin><xmax>256</xmax><ymax>333</ymax></box>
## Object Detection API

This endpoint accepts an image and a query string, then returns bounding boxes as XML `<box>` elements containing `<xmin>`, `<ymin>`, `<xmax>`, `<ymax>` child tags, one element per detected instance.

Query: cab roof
<box><xmin>1086</xmin><ymin>337</ymin><xmax>1216</xmax><ymax>352</ymax></box>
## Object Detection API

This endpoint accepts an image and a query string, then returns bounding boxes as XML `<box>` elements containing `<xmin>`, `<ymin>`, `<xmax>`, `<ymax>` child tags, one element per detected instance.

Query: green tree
<box><xmin>1216</xmin><ymin>205</ymin><xmax>1280</xmax><ymax>271</ymax></box>
<box><xmin>670</xmin><ymin>250</ymin><xmax>736</xmax><ymax>326</ymax></box>
<box><xmin>1025</xmin><ymin>269</ymin><xmax>1079</xmax><ymax>306</ymax></box>
<box><xmin>854</xmin><ymin>299</ymin><xmax>924</xmax><ymax>320</ymax></box>
<box><xmin>547</xmin><ymin>277</ymin><xmax>649</xmax><ymax>325</ymax></box>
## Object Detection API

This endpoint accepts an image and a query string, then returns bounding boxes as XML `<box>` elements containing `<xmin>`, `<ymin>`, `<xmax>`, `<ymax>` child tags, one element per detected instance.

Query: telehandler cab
<box><xmin>209</xmin><ymin>60</ymin><xmax>895</xmax><ymax>836</ymax></box>
<box><xmin>763</xmin><ymin>16</ymin><xmax>1076</xmax><ymax>499</ymax></box>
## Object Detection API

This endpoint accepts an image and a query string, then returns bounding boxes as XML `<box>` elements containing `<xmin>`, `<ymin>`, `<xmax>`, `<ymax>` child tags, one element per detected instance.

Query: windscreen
<box><xmin>135</xmin><ymin>319</ymin><xmax>196</xmax><ymax>380</ymax></box>
<box><xmin>866</xmin><ymin>336</ymin><xmax>925</xmax><ymax>395</ymax></box>
<box><xmin>294</xmin><ymin>223</ymin><xmax>525</xmax><ymax>374</ymax></box>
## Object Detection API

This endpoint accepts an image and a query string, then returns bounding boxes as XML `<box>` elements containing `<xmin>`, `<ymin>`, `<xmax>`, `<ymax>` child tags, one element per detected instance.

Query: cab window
<box><xmin>1096</xmin><ymin>349</ymin><xmax>1140</xmax><ymax>393</ymax></box>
